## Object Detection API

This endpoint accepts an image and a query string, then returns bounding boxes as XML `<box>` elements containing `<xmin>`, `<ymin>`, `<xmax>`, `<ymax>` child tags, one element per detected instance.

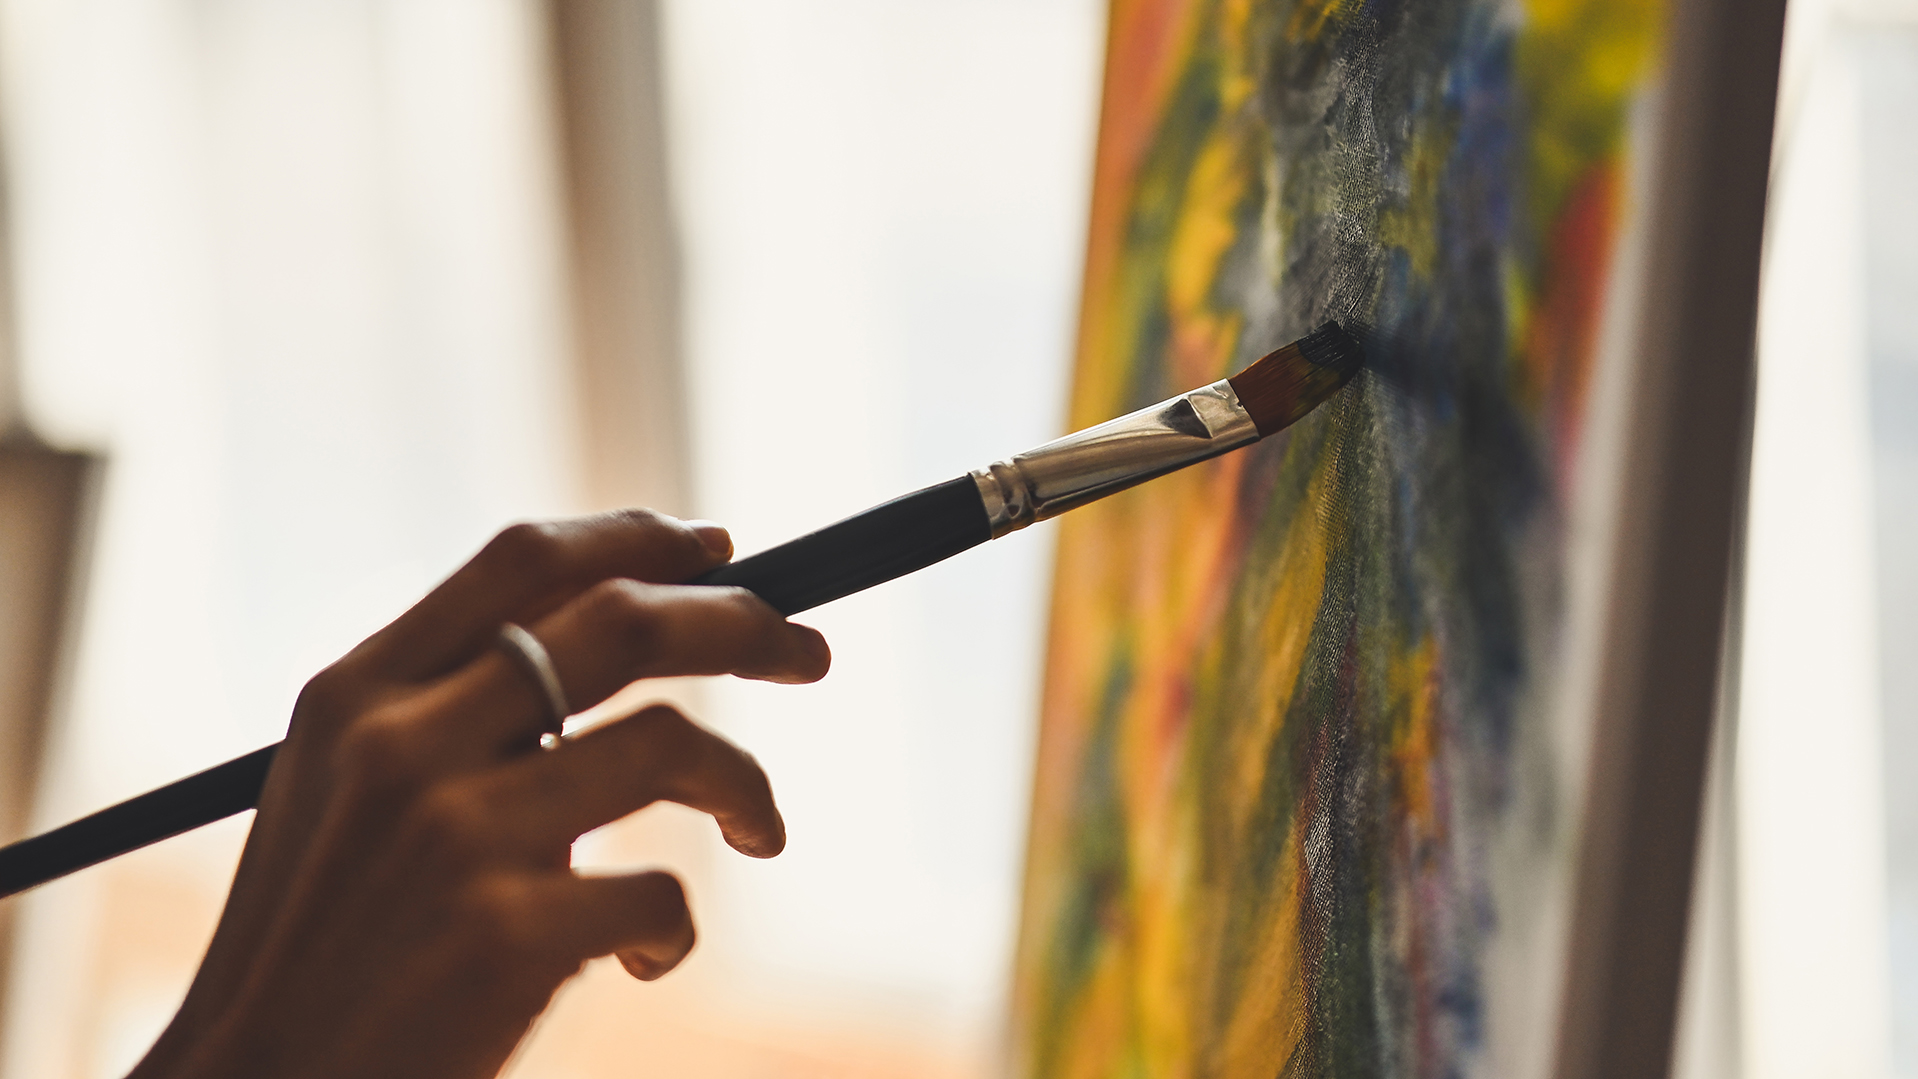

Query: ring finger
<box><xmin>482</xmin><ymin>704</ymin><xmax>785</xmax><ymax>860</ymax></box>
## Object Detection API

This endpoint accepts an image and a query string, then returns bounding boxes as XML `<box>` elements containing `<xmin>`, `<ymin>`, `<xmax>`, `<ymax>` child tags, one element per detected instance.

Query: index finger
<box><xmin>357</xmin><ymin>510</ymin><xmax>732</xmax><ymax>682</ymax></box>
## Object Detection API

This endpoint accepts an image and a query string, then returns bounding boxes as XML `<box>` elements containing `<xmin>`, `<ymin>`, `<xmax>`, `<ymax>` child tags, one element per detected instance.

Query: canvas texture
<box><xmin>1011</xmin><ymin>0</ymin><xmax>1664</xmax><ymax>1075</ymax></box>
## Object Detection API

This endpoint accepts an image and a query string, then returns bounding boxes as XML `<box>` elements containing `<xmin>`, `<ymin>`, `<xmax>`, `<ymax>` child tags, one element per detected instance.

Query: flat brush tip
<box><xmin>1228</xmin><ymin>321</ymin><xmax>1365</xmax><ymax>436</ymax></box>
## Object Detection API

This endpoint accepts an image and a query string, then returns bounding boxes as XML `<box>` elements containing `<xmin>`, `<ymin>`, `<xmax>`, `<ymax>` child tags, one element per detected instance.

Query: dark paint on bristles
<box><xmin>1228</xmin><ymin>321</ymin><xmax>1365</xmax><ymax>436</ymax></box>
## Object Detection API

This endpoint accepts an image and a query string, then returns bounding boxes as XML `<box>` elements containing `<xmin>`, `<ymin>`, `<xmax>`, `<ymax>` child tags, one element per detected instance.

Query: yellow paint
<box><xmin>1285</xmin><ymin>0</ymin><xmax>1346</xmax><ymax>43</ymax></box>
<box><xmin>1219</xmin><ymin>822</ymin><xmax>1308</xmax><ymax>1078</ymax></box>
<box><xmin>1226</xmin><ymin>458</ymin><xmax>1335</xmax><ymax>840</ymax></box>
<box><xmin>1165</xmin><ymin>129</ymin><xmax>1254</xmax><ymax>386</ymax></box>
<box><xmin>1167</xmin><ymin>133</ymin><xmax>1251</xmax><ymax>320</ymax></box>
<box><xmin>1132</xmin><ymin>824</ymin><xmax>1200</xmax><ymax>1077</ymax></box>
<box><xmin>1389</xmin><ymin>635</ymin><xmax>1441</xmax><ymax>832</ymax></box>
<box><xmin>1054</xmin><ymin>940</ymin><xmax>1137</xmax><ymax>1079</ymax></box>
<box><xmin>1378</xmin><ymin>127</ymin><xmax>1449</xmax><ymax>282</ymax></box>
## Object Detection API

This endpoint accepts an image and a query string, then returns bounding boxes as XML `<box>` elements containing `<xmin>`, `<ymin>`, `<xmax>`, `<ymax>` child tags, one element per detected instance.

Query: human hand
<box><xmin>127</xmin><ymin>511</ymin><xmax>829</xmax><ymax>1079</ymax></box>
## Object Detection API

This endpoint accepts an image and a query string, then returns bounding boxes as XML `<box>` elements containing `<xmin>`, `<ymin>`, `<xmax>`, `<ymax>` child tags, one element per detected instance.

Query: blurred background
<box><xmin>0</xmin><ymin>1</ymin><xmax>1910</xmax><ymax>1078</ymax></box>
<box><xmin>1706</xmin><ymin>1</ymin><xmax>1918</xmax><ymax>1078</ymax></box>
<box><xmin>0</xmin><ymin>1</ymin><xmax>1101</xmax><ymax>1076</ymax></box>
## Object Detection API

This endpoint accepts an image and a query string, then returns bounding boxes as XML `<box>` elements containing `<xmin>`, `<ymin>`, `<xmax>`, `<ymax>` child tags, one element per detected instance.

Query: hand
<box><xmin>127</xmin><ymin>511</ymin><xmax>830</xmax><ymax>1079</ymax></box>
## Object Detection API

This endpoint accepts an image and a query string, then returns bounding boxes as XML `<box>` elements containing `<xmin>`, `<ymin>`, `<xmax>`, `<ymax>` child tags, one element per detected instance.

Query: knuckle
<box><xmin>723</xmin><ymin>586</ymin><xmax>773</xmax><ymax>623</ymax></box>
<box><xmin>606</xmin><ymin>508</ymin><xmax>698</xmax><ymax>558</ymax></box>
<box><xmin>481</xmin><ymin>520</ymin><xmax>569</xmax><ymax>584</ymax></box>
<box><xmin>457</xmin><ymin>874</ymin><xmax>546</xmax><ymax>956</ymax></box>
<box><xmin>757</xmin><ymin>614</ymin><xmax>791</xmax><ymax>656</ymax></box>
<box><xmin>727</xmin><ymin>590</ymin><xmax>784</xmax><ymax>640</ymax></box>
<box><xmin>655</xmin><ymin>722</ymin><xmax>727</xmax><ymax>801</ymax></box>
<box><xmin>335</xmin><ymin>709</ymin><xmax>435</xmax><ymax>795</ymax></box>
<box><xmin>607</xmin><ymin>506</ymin><xmax>671</xmax><ymax>534</ymax></box>
<box><xmin>740</xmin><ymin>749</ymin><xmax>776</xmax><ymax>797</ymax></box>
<box><xmin>639</xmin><ymin>871</ymin><xmax>690</xmax><ymax>917</ymax></box>
<box><xmin>292</xmin><ymin>663</ymin><xmax>361</xmax><ymax>729</ymax></box>
<box><xmin>585</xmin><ymin>578</ymin><xmax>665</xmax><ymax>653</ymax></box>
<box><xmin>408</xmin><ymin>782</ymin><xmax>496</xmax><ymax>856</ymax></box>
<box><xmin>716</xmin><ymin>589</ymin><xmax>782</xmax><ymax>662</ymax></box>
<box><xmin>631</xmin><ymin>705</ymin><xmax>697</xmax><ymax>754</ymax></box>
<box><xmin>715</xmin><ymin>742</ymin><xmax>766</xmax><ymax>795</ymax></box>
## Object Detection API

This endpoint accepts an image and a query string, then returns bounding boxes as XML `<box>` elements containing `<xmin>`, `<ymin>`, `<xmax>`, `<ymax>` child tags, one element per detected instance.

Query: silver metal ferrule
<box><xmin>969</xmin><ymin>378</ymin><xmax>1260</xmax><ymax>539</ymax></box>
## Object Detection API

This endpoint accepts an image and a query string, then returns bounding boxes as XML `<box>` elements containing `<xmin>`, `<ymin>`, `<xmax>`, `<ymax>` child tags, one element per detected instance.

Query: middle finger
<box><xmin>416</xmin><ymin>578</ymin><xmax>829</xmax><ymax>761</ymax></box>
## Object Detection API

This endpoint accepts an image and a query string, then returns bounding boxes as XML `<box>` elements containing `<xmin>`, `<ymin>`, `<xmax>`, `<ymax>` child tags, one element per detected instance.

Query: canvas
<box><xmin>1010</xmin><ymin>0</ymin><xmax>1673</xmax><ymax>1075</ymax></box>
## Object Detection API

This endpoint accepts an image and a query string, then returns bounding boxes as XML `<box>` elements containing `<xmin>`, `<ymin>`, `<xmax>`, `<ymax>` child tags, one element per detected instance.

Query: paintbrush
<box><xmin>0</xmin><ymin>322</ymin><xmax>1363</xmax><ymax>897</ymax></box>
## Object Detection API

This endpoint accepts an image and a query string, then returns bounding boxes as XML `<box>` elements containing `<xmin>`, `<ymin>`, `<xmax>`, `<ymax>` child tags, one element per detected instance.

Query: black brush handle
<box><xmin>0</xmin><ymin>476</ymin><xmax>992</xmax><ymax>897</ymax></box>
<box><xmin>693</xmin><ymin>475</ymin><xmax>990</xmax><ymax>615</ymax></box>
<box><xmin>0</xmin><ymin>744</ymin><xmax>277</xmax><ymax>897</ymax></box>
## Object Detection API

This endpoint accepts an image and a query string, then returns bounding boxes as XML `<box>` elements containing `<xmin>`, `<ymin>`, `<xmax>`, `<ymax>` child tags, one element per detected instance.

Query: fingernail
<box><xmin>685</xmin><ymin>520</ymin><xmax>732</xmax><ymax>559</ymax></box>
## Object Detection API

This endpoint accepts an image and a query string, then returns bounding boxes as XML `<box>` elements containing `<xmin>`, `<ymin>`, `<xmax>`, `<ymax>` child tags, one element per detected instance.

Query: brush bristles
<box><xmin>1226</xmin><ymin>321</ymin><xmax>1364</xmax><ymax>436</ymax></box>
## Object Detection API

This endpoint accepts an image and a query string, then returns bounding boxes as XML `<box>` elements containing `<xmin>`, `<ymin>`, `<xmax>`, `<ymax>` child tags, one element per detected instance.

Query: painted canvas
<box><xmin>1012</xmin><ymin>0</ymin><xmax>1665</xmax><ymax>1075</ymax></box>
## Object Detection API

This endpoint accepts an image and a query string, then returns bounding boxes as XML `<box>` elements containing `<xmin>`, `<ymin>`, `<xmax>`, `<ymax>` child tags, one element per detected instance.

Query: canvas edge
<box><xmin>1549</xmin><ymin>0</ymin><xmax>1787</xmax><ymax>1074</ymax></box>
<box><xmin>1001</xmin><ymin>2</ymin><xmax>1132</xmax><ymax>1068</ymax></box>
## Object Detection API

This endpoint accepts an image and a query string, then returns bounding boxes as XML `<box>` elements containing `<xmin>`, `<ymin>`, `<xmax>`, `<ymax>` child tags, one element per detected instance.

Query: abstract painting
<box><xmin>1012</xmin><ymin>0</ymin><xmax>1664</xmax><ymax>1075</ymax></box>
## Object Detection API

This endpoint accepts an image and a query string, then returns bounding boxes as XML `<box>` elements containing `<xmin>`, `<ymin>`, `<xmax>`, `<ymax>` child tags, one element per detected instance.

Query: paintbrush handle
<box><xmin>694</xmin><ymin>475</ymin><xmax>990</xmax><ymax>615</ymax></box>
<box><xmin>0</xmin><ymin>327</ymin><xmax>1362</xmax><ymax>897</ymax></box>
<box><xmin>0</xmin><ymin>477</ymin><xmax>994</xmax><ymax>896</ymax></box>
<box><xmin>0</xmin><ymin>744</ymin><xmax>278</xmax><ymax>897</ymax></box>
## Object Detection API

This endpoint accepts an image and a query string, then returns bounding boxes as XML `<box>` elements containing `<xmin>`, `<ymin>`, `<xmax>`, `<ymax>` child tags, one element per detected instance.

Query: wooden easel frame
<box><xmin>1552</xmin><ymin>0</ymin><xmax>1788</xmax><ymax>1073</ymax></box>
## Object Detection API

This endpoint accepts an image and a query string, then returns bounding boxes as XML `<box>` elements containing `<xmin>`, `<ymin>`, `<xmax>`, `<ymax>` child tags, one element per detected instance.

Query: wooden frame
<box><xmin>1552</xmin><ymin>0</ymin><xmax>1787</xmax><ymax>1073</ymax></box>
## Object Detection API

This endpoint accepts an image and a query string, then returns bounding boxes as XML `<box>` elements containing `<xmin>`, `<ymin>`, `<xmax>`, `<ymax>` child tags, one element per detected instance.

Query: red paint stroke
<box><xmin>1525</xmin><ymin>159</ymin><xmax>1621</xmax><ymax>483</ymax></box>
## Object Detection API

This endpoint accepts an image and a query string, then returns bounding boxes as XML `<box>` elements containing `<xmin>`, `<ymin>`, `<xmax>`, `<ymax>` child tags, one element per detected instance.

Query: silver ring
<box><xmin>496</xmin><ymin>622</ymin><xmax>570</xmax><ymax>749</ymax></box>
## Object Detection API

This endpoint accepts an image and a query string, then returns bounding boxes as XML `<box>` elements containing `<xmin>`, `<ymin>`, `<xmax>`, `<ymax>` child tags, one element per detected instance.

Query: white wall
<box><xmin>1735</xmin><ymin>5</ymin><xmax>1910</xmax><ymax>1077</ymax></box>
